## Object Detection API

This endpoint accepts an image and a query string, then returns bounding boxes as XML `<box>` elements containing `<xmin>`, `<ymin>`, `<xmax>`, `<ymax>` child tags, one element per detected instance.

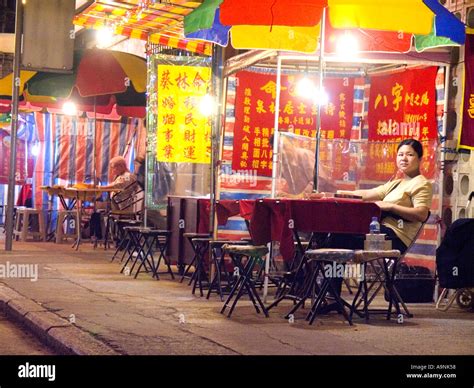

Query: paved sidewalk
<box><xmin>0</xmin><ymin>240</ymin><xmax>473</xmax><ymax>355</ymax></box>
<box><xmin>0</xmin><ymin>311</ymin><xmax>55</xmax><ymax>355</ymax></box>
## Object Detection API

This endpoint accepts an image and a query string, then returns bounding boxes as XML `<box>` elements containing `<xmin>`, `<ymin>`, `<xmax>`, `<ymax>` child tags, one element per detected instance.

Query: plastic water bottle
<box><xmin>369</xmin><ymin>217</ymin><xmax>380</xmax><ymax>234</ymax></box>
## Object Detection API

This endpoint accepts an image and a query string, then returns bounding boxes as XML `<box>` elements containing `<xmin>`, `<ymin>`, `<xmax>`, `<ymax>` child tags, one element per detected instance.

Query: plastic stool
<box><xmin>13</xmin><ymin>208</ymin><xmax>45</xmax><ymax>241</ymax></box>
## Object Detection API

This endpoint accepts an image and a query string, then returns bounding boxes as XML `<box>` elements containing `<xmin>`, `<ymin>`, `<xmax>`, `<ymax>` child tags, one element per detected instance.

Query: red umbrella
<box><xmin>0</xmin><ymin>49</ymin><xmax>146</xmax><ymax>118</ymax></box>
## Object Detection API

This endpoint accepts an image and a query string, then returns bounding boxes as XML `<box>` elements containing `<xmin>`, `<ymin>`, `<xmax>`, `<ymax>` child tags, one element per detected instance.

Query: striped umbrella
<box><xmin>0</xmin><ymin>49</ymin><xmax>146</xmax><ymax>118</ymax></box>
<box><xmin>184</xmin><ymin>0</ymin><xmax>465</xmax><ymax>53</ymax></box>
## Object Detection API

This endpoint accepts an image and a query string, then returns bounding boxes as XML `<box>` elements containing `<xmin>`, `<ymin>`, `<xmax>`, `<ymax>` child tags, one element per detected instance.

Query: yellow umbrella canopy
<box><xmin>0</xmin><ymin>71</ymin><xmax>36</xmax><ymax>98</ymax></box>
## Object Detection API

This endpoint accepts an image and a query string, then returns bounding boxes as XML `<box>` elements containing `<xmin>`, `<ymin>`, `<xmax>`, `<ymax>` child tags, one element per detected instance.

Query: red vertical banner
<box><xmin>368</xmin><ymin>67</ymin><xmax>438</xmax><ymax>141</ymax></box>
<box><xmin>232</xmin><ymin>71</ymin><xmax>354</xmax><ymax>176</ymax></box>
<box><xmin>319</xmin><ymin>77</ymin><xmax>355</xmax><ymax>140</ymax></box>
<box><xmin>233</xmin><ymin>72</ymin><xmax>278</xmax><ymax>177</ymax></box>
<box><xmin>0</xmin><ymin>129</ymin><xmax>28</xmax><ymax>184</ymax></box>
<box><xmin>460</xmin><ymin>32</ymin><xmax>474</xmax><ymax>149</ymax></box>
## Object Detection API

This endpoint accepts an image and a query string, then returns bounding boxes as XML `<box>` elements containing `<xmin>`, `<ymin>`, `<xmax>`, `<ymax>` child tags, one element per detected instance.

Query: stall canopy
<box><xmin>73</xmin><ymin>0</ymin><xmax>212</xmax><ymax>56</ymax></box>
<box><xmin>184</xmin><ymin>0</ymin><xmax>465</xmax><ymax>53</ymax></box>
<box><xmin>0</xmin><ymin>49</ymin><xmax>146</xmax><ymax>118</ymax></box>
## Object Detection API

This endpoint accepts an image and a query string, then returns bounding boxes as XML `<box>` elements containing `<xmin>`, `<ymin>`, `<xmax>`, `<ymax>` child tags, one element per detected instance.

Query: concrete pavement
<box><xmin>0</xmin><ymin>240</ymin><xmax>473</xmax><ymax>355</ymax></box>
<box><xmin>0</xmin><ymin>311</ymin><xmax>54</xmax><ymax>355</ymax></box>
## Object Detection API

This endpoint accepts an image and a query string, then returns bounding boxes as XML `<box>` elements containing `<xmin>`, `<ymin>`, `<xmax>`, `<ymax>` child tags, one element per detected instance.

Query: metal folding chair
<box><xmin>220</xmin><ymin>245</ymin><xmax>269</xmax><ymax>318</ymax></box>
<box><xmin>282</xmin><ymin>248</ymin><xmax>356</xmax><ymax>325</ymax></box>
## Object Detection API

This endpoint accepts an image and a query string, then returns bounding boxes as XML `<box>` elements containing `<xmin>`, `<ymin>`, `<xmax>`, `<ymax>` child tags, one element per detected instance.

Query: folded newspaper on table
<box><xmin>334</xmin><ymin>193</ymin><xmax>363</xmax><ymax>200</ymax></box>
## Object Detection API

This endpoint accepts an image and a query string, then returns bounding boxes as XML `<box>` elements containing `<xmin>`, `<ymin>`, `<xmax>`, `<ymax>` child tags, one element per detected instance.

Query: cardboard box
<box><xmin>364</xmin><ymin>239</ymin><xmax>392</xmax><ymax>251</ymax></box>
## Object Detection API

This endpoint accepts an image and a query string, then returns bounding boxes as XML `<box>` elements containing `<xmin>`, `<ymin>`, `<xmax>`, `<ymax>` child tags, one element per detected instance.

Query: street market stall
<box><xmin>3</xmin><ymin>1</ymin><xmax>468</xmax><ymax>274</ymax></box>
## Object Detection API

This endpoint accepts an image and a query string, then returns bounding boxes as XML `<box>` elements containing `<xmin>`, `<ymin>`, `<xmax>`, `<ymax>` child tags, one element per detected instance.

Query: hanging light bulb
<box><xmin>96</xmin><ymin>20</ymin><xmax>114</xmax><ymax>48</ymax></box>
<box><xmin>296</xmin><ymin>76</ymin><xmax>317</xmax><ymax>100</ymax></box>
<box><xmin>336</xmin><ymin>32</ymin><xmax>359</xmax><ymax>60</ymax></box>
<box><xmin>199</xmin><ymin>94</ymin><xmax>216</xmax><ymax>117</ymax></box>
<box><xmin>31</xmin><ymin>142</ymin><xmax>40</xmax><ymax>157</ymax></box>
<box><xmin>62</xmin><ymin>101</ymin><xmax>77</xmax><ymax>116</ymax></box>
<box><xmin>313</xmin><ymin>87</ymin><xmax>329</xmax><ymax>106</ymax></box>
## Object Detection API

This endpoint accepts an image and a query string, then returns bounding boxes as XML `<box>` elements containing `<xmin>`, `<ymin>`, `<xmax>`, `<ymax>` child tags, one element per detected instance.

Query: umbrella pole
<box><xmin>270</xmin><ymin>56</ymin><xmax>283</xmax><ymax>198</ymax></box>
<box><xmin>144</xmin><ymin>120</ymin><xmax>148</xmax><ymax>228</ymax></box>
<box><xmin>209</xmin><ymin>44</ymin><xmax>225</xmax><ymax>239</ymax></box>
<box><xmin>24</xmin><ymin>123</ymin><xmax>28</xmax><ymax>184</ymax></box>
<box><xmin>268</xmin><ymin>58</ymin><xmax>283</xmax><ymax>303</ymax></box>
<box><xmin>313</xmin><ymin>7</ymin><xmax>326</xmax><ymax>193</ymax></box>
<box><xmin>5</xmin><ymin>0</ymin><xmax>23</xmax><ymax>251</ymax></box>
<box><xmin>93</xmin><ymin>96</ymin><xmax>97</xmax><ymax>186</ymax></box>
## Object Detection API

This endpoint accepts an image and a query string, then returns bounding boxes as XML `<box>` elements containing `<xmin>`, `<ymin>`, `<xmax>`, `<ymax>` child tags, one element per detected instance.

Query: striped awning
<box><xmin>74</xmin><ymin>1</ymin><xmax>212</xmax><ymax>56</ymax></box>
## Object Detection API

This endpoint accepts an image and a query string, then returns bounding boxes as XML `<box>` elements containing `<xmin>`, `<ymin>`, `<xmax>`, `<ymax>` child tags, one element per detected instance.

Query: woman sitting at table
<box><xmin>332</xmin><ymin>138</ymin><xmax>433</xmax><ymax>253</ymax></box>
<box><xmin>314</xmin><ymin>139</ymin><xmax>433</xmax><ymax>314</ymax></box>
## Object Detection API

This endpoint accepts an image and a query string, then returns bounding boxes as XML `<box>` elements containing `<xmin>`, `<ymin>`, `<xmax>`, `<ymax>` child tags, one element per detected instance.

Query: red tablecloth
<box><xmin>239</xmin><ymin>199</ymin><xmax>257</xmax><ymax>220</ymax></box>
<box><xmin>195</xmin><ymin>197</ymin><xmax>380</xmax><ymax>260</ymax></box>
<box><xmin>245</xmin><ymin>198</ymin><xmax>381</xmax><ymax>261</ymax></box>
<box><xmin>197</xmin><ymin>199</ymin><xmax>241</xmax><ymax>233</ymax></box>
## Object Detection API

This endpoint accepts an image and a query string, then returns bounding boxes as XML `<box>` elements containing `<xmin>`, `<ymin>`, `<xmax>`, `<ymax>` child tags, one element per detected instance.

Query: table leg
<box><xmin>263</xmin><ymin>243</ymin><xmax>271</xmax><ymax>303</ymax></box>
<box><xmin>72</xmin><ymin>200</ymin><xmax>82</xmax><ymax>250</ymax></box>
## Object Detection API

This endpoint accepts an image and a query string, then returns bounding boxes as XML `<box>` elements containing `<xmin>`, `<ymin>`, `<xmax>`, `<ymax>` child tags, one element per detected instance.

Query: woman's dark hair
<box><xmin>397</xmin><ymin>138</ymin><xmax>423</xmax><ymax>158</ymax></box>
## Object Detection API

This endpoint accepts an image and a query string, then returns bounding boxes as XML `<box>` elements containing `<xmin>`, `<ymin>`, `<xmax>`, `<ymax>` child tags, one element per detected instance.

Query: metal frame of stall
<box><xmin>219</xmin><ymin>48</ymin><xmax>453</xmax><ymax>301</ymax></box>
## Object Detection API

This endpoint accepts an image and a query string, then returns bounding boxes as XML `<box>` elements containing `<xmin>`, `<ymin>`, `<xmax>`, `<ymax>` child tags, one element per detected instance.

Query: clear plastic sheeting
<box><xmin>275</xmin><ymin>132</ymin><xmax>439</xmax><ymax>196</ymax></box>
<box><xmin>146</xmin><ymin>54</ymin><xmax>212</xmax><ymax>209</ymax></box>
<box><xmin>275</xmin><ymin>132</ymin><xmax>316</xmax><ymax>197</ymax></box>
<box><xmin>150</xmin><ymin>160</ymin><xmax>210</xmax><ymax>203</ymax></box>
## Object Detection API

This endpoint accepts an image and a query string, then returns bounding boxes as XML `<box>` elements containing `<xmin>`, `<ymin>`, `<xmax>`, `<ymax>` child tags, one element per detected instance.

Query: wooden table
<box><xmin>40</xmin><ymin>186</ymin><xmax>75</xmax><ymax>211</ymax></box>
<box><xmin>62</xmin><ymin>187</ymin><xmax>119</xmax><ymax>249</ymax></box>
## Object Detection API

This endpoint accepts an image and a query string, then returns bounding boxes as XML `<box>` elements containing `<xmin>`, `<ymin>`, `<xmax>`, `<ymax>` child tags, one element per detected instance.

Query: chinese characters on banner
<box><xmin>320</xmin><ymin>78</ymin><xmax>355</xmax><ymax>140</ymax></box>
<box><xmin>157</xmin><ymin>65</ymin><xmax>211</xmax><ymax>163</ymax></box>
<box><xmin>368</xmin><ymin>67</ymin><xmax>437</xmax><ymax>141</ymax></box>
<box><xmin>361</xmin><ymin>141</ymin><xmax>437</xmax><ymax>183</ymax></box>
<box><xmin>367</xmin><ymin>67</ymin><xmax>438</xmax><ymax>181</ymax></box>
<box><xmin>0</xmin><ymin>129</ymin><xmax>31</xmax><ymax>184</ymax></box>
<box><xmin>233</xmin><ymin>71</ymin><xmax>354</xmax><ymax>176</ymax></box>
<box><xmin>460</xmin><ymin>33</ymin><xmax>474</xmax><ymax>149</ymax></box>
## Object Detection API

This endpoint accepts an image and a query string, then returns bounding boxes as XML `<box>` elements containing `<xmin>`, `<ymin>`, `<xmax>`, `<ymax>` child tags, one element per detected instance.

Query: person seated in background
<box><xmin>335</xmin><ymin>138</ymin><xmax>432</xmax><ymax>253</ymax></box>
<box><xmin>275</xmin><ymin>131</ymin><xmax>336</xmax><ymax>198</ymax></box>
<box><xmin>102</xmin><ymin>156</ymin><xmax>138</xmax><ymax>211</ymax></box>
<box><xmin>276</xmin><ymin>133</ymin><xmax>315</xmax><ymax>198</ymax></box>
<box><xmin>102</xmin><ymin>156</ymin><xmax>137</xmax><ymax>190</ymax></box>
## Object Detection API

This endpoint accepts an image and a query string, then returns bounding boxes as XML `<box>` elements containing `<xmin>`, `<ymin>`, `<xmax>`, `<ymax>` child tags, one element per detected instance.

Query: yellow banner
<box><xmin>157</xmin><ymin>64</ymin><xmax>211</xmax><ymax>163</ymax></box>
